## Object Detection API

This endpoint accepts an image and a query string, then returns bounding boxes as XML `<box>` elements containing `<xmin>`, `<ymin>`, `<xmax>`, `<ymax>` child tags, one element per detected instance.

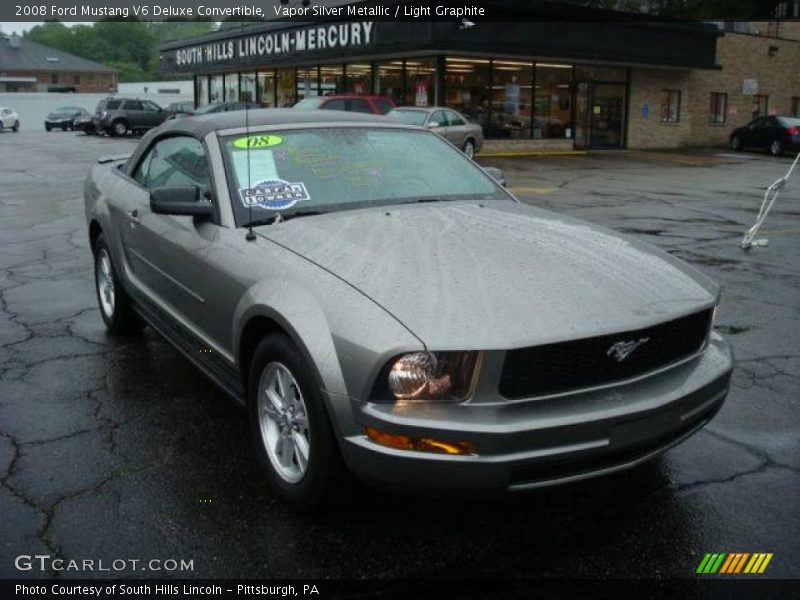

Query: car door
<box><xmin>141</xmin><ymin>100</ymin><xmax>165</xmax><ymax>127</ymax></box>
<box><xmin>126</xmin><ymin>135</ymin><xmax>218</xmax><ymax>330</ymax></box>
<box><xmin>444</xmin><ymin>110</ymin><xmax>468</xmax><ymax>146</ymax></box>
<box><xmin>427</xmin><ymin>110</ymin><xmax>450</xmax><ymax>140</ymax></box>
<box><xmin>744</xmin><ymin>117</ymin><xmax>768</xmax><ymax>147</ymax></box>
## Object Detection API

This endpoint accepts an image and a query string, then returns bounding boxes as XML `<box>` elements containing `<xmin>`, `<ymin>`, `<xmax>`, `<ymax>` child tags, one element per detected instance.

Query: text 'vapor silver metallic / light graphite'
<box><xmin>84</xmin><ymin>108</ymin><xmax>734</xmax><ymax>508</ymax></box>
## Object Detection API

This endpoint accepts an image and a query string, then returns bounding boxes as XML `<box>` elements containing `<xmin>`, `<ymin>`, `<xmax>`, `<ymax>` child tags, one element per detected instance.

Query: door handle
<box><xmin>127</xmin><ymin>209</ymin><xmax>140</xmax><ymax>226</ymax></box>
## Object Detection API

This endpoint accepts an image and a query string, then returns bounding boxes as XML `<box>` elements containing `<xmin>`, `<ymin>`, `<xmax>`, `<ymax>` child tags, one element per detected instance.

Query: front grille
<box><xmin>498</xmin><ymin>309</ymin><xmax>713</xmax><ymax>399</ymax></box>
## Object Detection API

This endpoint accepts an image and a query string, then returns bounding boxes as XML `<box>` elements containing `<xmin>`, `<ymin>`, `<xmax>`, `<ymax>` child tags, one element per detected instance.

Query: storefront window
<box><xmin>445</xmin><ymin>57</ymin><xmax>490</xmax><ymax>130</ymax></box>
<box><xmin>224</xmin><ymin>74</ymin><xmax>238</xmax><ymax>102</ymax></box>
<box><xmin>534</xmin><ymin>63</ymin><xmax>573</xmax><ymax>139</ymax></box>
<box><xmin>319</xmin><ymin>64</ymin><xmax>344</xmax><ymax>96</ymax></box>
<box><xmin>195</xmin><ymin>75</ymin><xmax>208</xmax><ymax>107</ymax></box>
<box><xmin>276</xmin><ymin>68</ymin><xmax>296</xmax><ymax>107</ymax></box>
<box><xmin>345</xmin><ymin>63</ymin><xmax>372</xmax><ymax>95</ymax></box>
<box><xmin>296</xmin><ymin>66</ymin><xmax>319</xmax><ymax>100</ymax></box>
<box><xmin>209</xmin><ymin>74</ymin><xmax>223</xmax><ymax>104</ymax></box>
<box><xmin>258</xmin><ymin>71</ymin><xmax>275</xmax><ymax>107</ymax></box>
<box><xmin>490</xmin><ymin>60</ymin><xmax>533</xmax><ymax>139</ymax></box>
<box><xmin>240</xmin><ymin>72</ymin><xmax>256</xmax><ymax>103</ymax></box>
<box><xmin>404</xmin><ymin>58</ymin><xmax>437</xmax><ymax>107</ymax></box>
<box><xmin>376</xmin><ymin>61</ymin><xmax>404</xmax><ymax>105</ymax></box>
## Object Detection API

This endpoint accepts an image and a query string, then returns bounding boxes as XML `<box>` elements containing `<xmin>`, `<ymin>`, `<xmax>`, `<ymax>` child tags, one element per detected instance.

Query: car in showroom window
<box><xmin>84</xmin><ymin>109</ymin><xmax>732</xmax><ymax>509</ymax></box>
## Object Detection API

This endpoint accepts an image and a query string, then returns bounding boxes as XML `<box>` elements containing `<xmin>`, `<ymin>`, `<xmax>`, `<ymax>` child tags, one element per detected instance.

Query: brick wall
<box><xmin>627</xmin><ymin>31</ymin><xmax>800</xmax><ymax>149</ymax></box>
<box><xmin>3</xmin><ymin>70</ymin><xmax>117</xmax><ymax>93</ymax></box>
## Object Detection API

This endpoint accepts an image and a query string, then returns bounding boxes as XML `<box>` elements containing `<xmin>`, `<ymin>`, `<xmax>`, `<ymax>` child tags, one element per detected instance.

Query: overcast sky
<box><xmin>1</xmin><ymin>22</ymin><xmax>93</xmax><ymax>34</ymax></box>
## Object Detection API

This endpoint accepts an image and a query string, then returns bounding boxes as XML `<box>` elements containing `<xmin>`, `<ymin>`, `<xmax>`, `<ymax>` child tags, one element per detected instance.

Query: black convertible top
<box><xmin>159</xmin><ymin>107</ymin><xmax>388</xmax><ymax>138</ymax></box>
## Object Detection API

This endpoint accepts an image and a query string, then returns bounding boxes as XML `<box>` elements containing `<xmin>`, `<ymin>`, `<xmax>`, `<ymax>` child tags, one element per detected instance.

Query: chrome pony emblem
<box><xmin>606</xmin><ymin>337</ymin><xmax>650</xmax><ymax>362</ymax></box>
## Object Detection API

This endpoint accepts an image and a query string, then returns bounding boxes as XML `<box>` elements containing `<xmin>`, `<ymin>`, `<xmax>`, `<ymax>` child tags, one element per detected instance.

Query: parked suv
<box><xmin>293</xmin><ymin>94</ymin><xmax>396</xmax><ymax>115</ymax></box>
<box><xmin>93</xmin><ymin>97</ymin><xmax>169</xmax><ymax>136</ymax></box>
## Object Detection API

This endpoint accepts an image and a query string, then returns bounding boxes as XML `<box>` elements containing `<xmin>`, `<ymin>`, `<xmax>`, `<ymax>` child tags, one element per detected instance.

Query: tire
<box><xmin>93</xmin><ymin>234</ymin><xmax>145</xmax><ymax>335</ymax></box>
<box><xmin>770</xmin><ymin>138</ymin><xmax>784</xmax><ymax>157</ymax></box>
<box><xmin>462</xmin><ymin>138</ymin><xmax>476</xmax><ymax>159</ymax></box>
<box><xmin>111</xmin><ymin>119</ymin><xmax>128</xmax><ymax>137</ymax></box>
<box><xmin>45</xmin><ymin>124</ymin><xmax>51</xmax><ymax>132</ymax></box>
<box><xmin>61</xmin><ymin>125</ymin><xmax>68</xmax><ymax>131</ymax></box>
<box><xmin>248</xmin><ymin>334</ymin><xmax>343</xmax><ymax>510</ymax></box>
<box><xmin>730</xmin><ymin>135</ymin><xmax>742</xmax><ymax>151</ymax></box>
<box><xmin>12</xmin><ymin>121</ymin><xmax>19</xmax><ymax>132</ymax></box>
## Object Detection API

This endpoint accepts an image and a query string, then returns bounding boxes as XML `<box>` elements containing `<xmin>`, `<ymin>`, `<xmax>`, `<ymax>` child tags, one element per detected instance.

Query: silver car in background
<box><xmin>84</xmin><ymin>109</ymin><xmax>732</xmax><ymax>509</ymax></box>
<box><xmin>387</xmin><ymin>106</ymin><xmax>484</xmax><ymax>158</ymax></box>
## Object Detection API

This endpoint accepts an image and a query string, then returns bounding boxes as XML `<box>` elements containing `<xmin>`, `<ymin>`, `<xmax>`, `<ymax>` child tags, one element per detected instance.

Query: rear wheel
<box><xmin>248</xmin><ymin>334</ymin><xmax>343</xmax><ymax>510</ymax></box>
<box><xmin>12</xmin><ymin>121</ymin><xmax>19</xmax><ymax>132</ymax></box>
<box><xmin>770</xmin><ymin>138</ymin><xmax>784</xmax><ymax>157</ymax></box>
<box><xmin>730</xmin><ymin>135</ymin><xmax>742</xmax><ymax>151</ymax></box>
<box><xmin>93</xmin><ymin>234</ymin><xmax>144</xmax><ymax>335</ymax></box>
<box><xmin>462</xmin><ymin>138</ymin><xmax>476</xmax><ymax>159</ymax></box>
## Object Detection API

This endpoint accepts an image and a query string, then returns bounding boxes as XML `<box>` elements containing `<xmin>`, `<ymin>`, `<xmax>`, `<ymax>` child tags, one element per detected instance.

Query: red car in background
<box><xmin>293</xmin><ymin>94</ymin><xmax>396</xmax><ymax>115</ymax></box>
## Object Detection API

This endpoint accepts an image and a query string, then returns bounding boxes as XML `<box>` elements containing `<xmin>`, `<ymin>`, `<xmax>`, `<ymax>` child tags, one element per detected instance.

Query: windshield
<box><xmin>222</xmin><ymin>127</ymin><xmax>509</xmax><ymax>226</ymax></box>
<box><xmin>293</xmin><ymin>98</ymin><xmax>324</xmax><ymax>110</ymax></box>
<box><xmin>387</xmin><ymin>110</ymin><xmax>428</xmax><ymax>126</ymax></box>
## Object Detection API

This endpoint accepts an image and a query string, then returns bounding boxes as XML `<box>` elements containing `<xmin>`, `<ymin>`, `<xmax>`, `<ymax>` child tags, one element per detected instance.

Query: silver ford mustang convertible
<box><xmin>84</xmin><ymin>109</ymin><xmax>733</xmax><ymax>508</ymax></box>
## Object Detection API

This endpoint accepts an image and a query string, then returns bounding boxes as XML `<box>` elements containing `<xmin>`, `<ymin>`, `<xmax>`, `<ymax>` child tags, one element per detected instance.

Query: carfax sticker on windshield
<box><xmin>239</xmin><ymin>179</ymin><xmax>309</xmax><ymax>211</ymax></box>
<box><xmin>231</xmin><ymin>135</ymin><xmax>284</xmax><ymax>149</ymax></box>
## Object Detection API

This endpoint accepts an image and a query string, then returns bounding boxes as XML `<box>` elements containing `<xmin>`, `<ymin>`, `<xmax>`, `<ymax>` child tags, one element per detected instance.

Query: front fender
<box><xmin>232</xmin><ymin>277</ymin><xmax>424</xmax><ymax>437</ymax></box>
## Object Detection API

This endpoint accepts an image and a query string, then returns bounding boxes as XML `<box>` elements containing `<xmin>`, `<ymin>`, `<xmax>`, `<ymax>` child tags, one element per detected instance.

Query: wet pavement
<box><xmin>0</xmin><ymin>131</ymin><xmax>798</xmax><ymax>579</ymax></box>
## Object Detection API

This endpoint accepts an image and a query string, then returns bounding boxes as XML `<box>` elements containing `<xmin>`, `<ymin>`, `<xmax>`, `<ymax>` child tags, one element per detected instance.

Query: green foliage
<box><xmin>24</xmin><ymin>19</ymin><xmax>215</xmax><ymax>82</ymax></box>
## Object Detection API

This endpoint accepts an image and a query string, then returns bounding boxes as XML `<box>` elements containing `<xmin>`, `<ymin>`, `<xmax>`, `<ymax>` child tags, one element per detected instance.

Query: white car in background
<box><xmin>0</xmin><ymin>107</ymin><xmax>20</xmax><ymax>132</ymax></box>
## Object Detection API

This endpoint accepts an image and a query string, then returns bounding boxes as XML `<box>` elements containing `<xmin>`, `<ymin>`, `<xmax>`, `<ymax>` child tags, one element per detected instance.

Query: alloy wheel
<box><xmin>95</xmin><ymin>249</ymin><xmax>116</xmax><ymax>319</ymax></box>
<box><xmin>257</xmin><ymin>362</ymin><xmax>311</xmax><ymax>484</ymax></box>
<box><xmin>463</xmin><ymin>140</ymin><xmax>476</xmax><ymax>159</ymax></box>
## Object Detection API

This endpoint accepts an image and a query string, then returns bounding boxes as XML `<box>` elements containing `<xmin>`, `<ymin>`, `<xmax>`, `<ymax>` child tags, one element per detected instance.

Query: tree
<box><xmin>23</xmin><ymin>19</ymin><xmax>215</xmax><ymax>82</ymax></box>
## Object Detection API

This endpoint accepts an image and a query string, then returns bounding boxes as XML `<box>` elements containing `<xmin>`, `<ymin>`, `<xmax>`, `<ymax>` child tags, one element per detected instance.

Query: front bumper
<box><xmin>338</xmin><ymin>332</ymin><xmax>733</xmax><ymax>492</ymax></box>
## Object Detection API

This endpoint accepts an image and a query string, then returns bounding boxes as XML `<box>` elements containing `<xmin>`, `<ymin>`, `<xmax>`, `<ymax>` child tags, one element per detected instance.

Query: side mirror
<box><xmin>150</xmin><ymin>186</ymin><xmax>214</xmax><ymax>217</ymax></box>
<box><xmin>427</xmin><ymin>121</ymin><xmax>440</xmax><ymax>129</ymax></box>
<box><xmin>483</xmin><ymin>167</ymin><xmax>507</xmax><ymax>187</ymax></box>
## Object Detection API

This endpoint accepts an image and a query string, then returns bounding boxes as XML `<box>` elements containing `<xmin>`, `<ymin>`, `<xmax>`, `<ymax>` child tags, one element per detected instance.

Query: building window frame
<box><xmin>660</xmin><ymin>89</ymin><xmax>682</xmax><ymax>123</ymax></box>
<box><xmin>709</xmin><ymin>92</ymin><xmax>727</xmax><ymax>124</ymax></box>
<box><xmin>752</xmin><ymin>94</ymin><xmax>769</xmax><ymax>119</ymax></box>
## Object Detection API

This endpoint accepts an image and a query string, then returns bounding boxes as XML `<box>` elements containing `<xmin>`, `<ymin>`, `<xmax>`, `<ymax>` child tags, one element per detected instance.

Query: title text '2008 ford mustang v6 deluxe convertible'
<box><xmin>85</xmin><ymin>109</ymin><xmax>733</xmax><ymax>508</ymax></box>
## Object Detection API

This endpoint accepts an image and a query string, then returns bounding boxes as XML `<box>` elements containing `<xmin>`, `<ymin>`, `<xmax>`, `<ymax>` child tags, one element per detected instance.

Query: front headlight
<box><xmin>384</xmin><ymin>351</ymin><xmax>481</xmax><ymax>402</ymax></box>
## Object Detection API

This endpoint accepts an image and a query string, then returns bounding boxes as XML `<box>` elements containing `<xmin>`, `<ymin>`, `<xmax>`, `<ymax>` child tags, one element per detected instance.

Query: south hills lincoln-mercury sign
<box><xmin>174</xmin><ymin>22</ymin><xmax>375</xmax><ymax>68</ymax></box>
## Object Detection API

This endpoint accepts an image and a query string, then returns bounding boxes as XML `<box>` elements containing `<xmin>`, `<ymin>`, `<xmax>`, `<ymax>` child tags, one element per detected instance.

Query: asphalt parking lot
<box><xmin>0</xmin><ymin>130</ymin><xmax>798</xmax><ymax>580</ymax></box>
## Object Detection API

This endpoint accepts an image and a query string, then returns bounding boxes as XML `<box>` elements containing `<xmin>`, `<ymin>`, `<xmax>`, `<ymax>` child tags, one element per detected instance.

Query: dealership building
<box><xmin>159</xmin><ymin>3</ymin><xmax>800</xmax><ymax>150</ymax></box>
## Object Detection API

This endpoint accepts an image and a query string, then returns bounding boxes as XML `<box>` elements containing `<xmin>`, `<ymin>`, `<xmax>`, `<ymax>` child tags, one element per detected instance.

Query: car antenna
<box><xmin>245</xmin><ymin>99</ymin><xmax>256</xmax><ymax>241</ymax></box>
<box><xmin>244</xmin><ymin>23</ymin><xmax>257</xmax><ymax>242</ymax></box>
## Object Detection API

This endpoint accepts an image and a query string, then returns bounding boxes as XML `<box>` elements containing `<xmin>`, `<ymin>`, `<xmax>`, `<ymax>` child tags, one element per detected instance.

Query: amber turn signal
<box><xmin>365</xmin><ymin>427</ymin><xmax>475</xmax><ymax>455</ymax></box>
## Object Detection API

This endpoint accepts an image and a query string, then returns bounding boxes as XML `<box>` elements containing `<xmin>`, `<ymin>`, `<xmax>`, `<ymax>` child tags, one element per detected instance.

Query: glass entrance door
<box><xmin>590</xmin><ymin>83</ymin><xmax>626</xmax><ymax>149</ymax></box>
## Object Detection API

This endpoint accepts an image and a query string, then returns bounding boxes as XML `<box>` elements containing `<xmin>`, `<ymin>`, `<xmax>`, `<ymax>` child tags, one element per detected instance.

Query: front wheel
<box><xmin>462</xmin><ymin>138</ymin><xmax>476</xmax><ymax>159</ymax></box>
<box><xmin>111</xmin><ymin>120</ymin><xmax>128</xmax><ymax>137</ymax></box>
<box><xmin>12</xmin><ymin>121</ymin><xmax>19</xmax><ymax>132</ymax></box>
<box><xmin>248</xmin><ymin>334</ymin><xmax>343</xmax><ymax>510</ymax></box>
<box><xmin>770</xmin><ymin>139</ymin><xmax>784</xmax><ymax>157</ymax></box>
<box><xmin>730</xmin><ymin>135</ymin><xmax>742</xmax><ymax>151</ymax></box>
<box><xmin>93</xmin><ymin>234</ymin><xmax>144</xmax><ymax>335</ymax></box>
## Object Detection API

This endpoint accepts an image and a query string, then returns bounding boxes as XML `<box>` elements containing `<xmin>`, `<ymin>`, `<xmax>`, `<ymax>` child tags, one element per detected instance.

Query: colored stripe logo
<box><xmin>696</xmin><ymin>552</ymin><xmax>773</xmax><ymax>574</ymax></box>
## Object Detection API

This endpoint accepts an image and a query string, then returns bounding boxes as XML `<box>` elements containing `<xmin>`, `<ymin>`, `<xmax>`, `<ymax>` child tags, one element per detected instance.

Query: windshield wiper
<box><xmin>248</xmin><ymin>210</ymin><xmax>324</xmax><ymax>227</ymax></box>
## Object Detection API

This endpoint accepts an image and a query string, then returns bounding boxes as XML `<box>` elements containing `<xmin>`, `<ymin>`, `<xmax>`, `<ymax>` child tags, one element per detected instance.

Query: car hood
<box><xmin>259</xmin><ymin>201</ymin><xmax>718</xmax><ymax>350</ymax></box>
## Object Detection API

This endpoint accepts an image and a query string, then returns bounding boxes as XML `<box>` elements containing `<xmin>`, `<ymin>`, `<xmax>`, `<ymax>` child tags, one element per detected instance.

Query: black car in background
<box><xmin>93</xmin><ymin>97</ymin><xmax>169</xmax><ymax>136</ymax></box>
<box><xmin>44</xmin><ymin>106</ymin><xmax>90</xmax><ymax>131</ymax></box>
<box><xmin>730</xmin><ymin>115</ymin><xmax>800</xmax><ymax>156</ymax></box>
<box><xmin>168</xmin><ymin>101</ymin><xmax>259</xmax><ymax>119</ymax></box>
